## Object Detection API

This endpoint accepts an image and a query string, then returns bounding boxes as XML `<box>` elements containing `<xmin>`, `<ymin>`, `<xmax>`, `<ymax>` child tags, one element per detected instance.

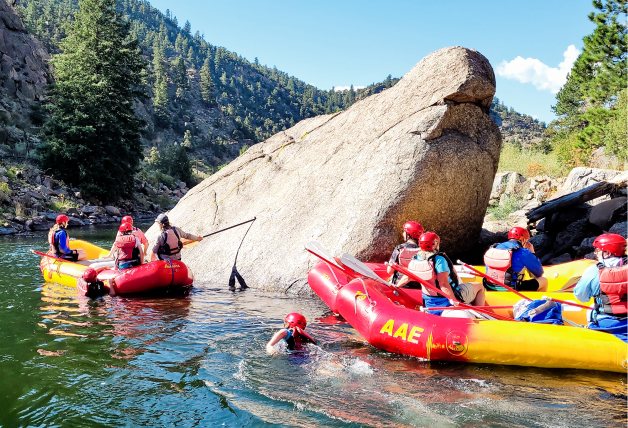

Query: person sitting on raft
<box><xmin>112</xmin><ymin>223</ymin><xmax>144</xmax><ymax>269</ymax></box>
<box><xmin>107</xmin><ymin>216</ymin><xmax>149</xmax><ymax>260</ymax></box>
<box><xmin>48</xmin><ymin>214</ymin><xmax>86</xmax><ymax>261</ymax></box>
<box><xmin>574</xmin><ymin>233</ymin><xmax>627</xmax><ymax>341</ymax></box>
<box><xmin>386</xmin><ymin>221</ymin><xmax>423</xmax><ymax>286</ymax></box>
<box><xmin>77</xmin><ymin>268</ymin><xmax>108</xmax><ymax>298</ymax></box>
<box><xmin>483</xmin><ymin>226</ymin><xmax>548</xmax><ymax>292</ymax></box>
<box><xmin>266</xmin><ymin>313</ymin><xmax>317</xmax><ymax>354</ymax></box>
<box><xmin>403</xmin><ymin>232</ymin><xmax>485</xmax><ymax>315</ymax></box>
<box><xmin>150</xmin><ymin>213</ymin><xmax>202</xmax><ymax>261</ymax></box>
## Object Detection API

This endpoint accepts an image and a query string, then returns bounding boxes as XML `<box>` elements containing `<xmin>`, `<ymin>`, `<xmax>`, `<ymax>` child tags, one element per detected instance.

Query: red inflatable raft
<box><xmin>96</xmin><ymin>259</ymin><xmax>194</xmax><ymax>295</ymax></box>
<box><xmin>308</xmin><ymin>259</ymin><xmax>626</xmax><ymax>373</ymax></box>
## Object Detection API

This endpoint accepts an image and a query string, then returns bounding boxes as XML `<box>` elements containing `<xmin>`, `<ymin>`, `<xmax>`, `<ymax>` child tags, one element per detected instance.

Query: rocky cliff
<box><xmin>0</xmin><ymin>0</ymin><xmax>49</xmax><ymax>147</ymax></box>
<box><xmin>145</xmin><ymin>46</ymin><xmax>502</xmax><ymax>293</ymax></box>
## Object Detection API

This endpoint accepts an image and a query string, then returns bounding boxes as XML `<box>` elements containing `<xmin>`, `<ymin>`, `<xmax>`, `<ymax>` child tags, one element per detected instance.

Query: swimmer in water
<box><xmin>266</xmin><ymin>313</ymin><xmax>317</xmax><ymax>354</ymax></box>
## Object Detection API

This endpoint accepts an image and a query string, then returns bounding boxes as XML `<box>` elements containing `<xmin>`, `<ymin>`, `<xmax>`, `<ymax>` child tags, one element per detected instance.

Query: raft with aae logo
<box><xmin>308</xmin><ymin>258</ymin><xmax>626</xmax><ymax>373</ymax></box>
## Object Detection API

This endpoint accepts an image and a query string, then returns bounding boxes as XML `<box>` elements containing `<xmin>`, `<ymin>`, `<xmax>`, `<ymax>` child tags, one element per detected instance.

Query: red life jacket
<box><xmin>484</xmin><ymin>244</ymin><xmax>523</xmax><ymax>287</ymax></box>
<box><xmin>114</xmin><ymin>234</ymin><xmax>139</xmax><ymax>262</ymax></box>
<box><xmin>595</xmin><ymin>264</ymin><xmax>628</xmax><ymax>317</ymax></box>
<box><xmin>398</xmin><ymin>247</ymin><xmax>420</xmax><ymax>268</ymax></box>
<box><xmin>157</xmin><ymin>228</ymin><xmax>183</xmax><ymax>258</ymax></box>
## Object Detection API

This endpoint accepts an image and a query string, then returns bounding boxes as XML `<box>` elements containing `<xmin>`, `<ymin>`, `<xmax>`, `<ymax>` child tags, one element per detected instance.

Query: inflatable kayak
<box><xmin>308</xmin><ymin>260</ymin><xmax>626</xmax><ymax>373</ymax></box>
<box><xmin>38</xmin><ymin>239</ymin><xmax>194</xmax><ymax>295</ymax></box>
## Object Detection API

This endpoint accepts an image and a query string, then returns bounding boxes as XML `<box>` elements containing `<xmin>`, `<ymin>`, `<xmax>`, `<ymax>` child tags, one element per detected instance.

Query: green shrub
<box><xmin>0</xmin><ymin>182</ymin><xmax>10</xmax><ymax>197</ymax></box>
<box><xmin>498</xmin><ymin>144</ymin><xmax>569</xmax><ymax>178</ymax></box>
<box><xmin>153</xmin><ymin>194</ymin><xmax>173</xmax><ymax>209</ymax></box>
<box><xmin>486</xmin><ymin>194</ymin><xmax>526</xmax><ymax>221</ymax></box>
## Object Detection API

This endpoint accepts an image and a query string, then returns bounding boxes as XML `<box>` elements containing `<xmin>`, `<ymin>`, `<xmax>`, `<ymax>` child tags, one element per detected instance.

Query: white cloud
<box><xmin>496</xmin><ymin>45</ymin><xmax>580</xmax><ymax>93</ymax></box>
<box><xmin>333</xmin><ymin>85</ymin><xmax>365</xmax><ymax>92</ymax></box>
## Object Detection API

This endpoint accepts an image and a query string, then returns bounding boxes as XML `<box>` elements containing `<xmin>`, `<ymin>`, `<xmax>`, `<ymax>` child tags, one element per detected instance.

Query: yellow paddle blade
<box><xmin>181</xmin><ymin>238</ymin><xmax>199</xmax><ymax>250</ymax></box>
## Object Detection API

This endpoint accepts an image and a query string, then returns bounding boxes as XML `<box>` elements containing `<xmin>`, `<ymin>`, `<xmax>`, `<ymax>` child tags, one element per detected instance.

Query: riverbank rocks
<box><xmin>146</xmin><ymin>47</ymin><xmax>502</xmax><ymax>292</ymax></box>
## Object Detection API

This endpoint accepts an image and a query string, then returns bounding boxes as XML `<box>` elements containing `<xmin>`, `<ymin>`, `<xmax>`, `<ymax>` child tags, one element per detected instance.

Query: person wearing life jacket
<box><xmin>150</xmin><ymin>213</ymin><xmax>202</xmax><ymax>261</ymax></box>
<box><xmin>76</xmin><ymin>268</ymin><xmax>109</xmax><ymax>298</ymax></box>
<box><xmin>574</xmin><ymin>233</ymin><xmax>627</xmax><ymax>341</ymax></box>
<box><xmin>107</xmin><ymin>216</ymin><xmax>149</xmax><ymax>259</ymax></box>
<box><xmin>47</xmin><ymin>214</ymin><xmax>86</xmax><ymax>261</ymax></box>
<box><xmin>387</xmin><ymin>221</ymin><xmax>423</xmax><ymax>286</ymax></box>
<box><xmin>406</xmin><ymin>232</ymin><xmax>485</xmax><ymax>315</ymax></box>
<box><xmin>483</xmin><ymin>226</ymin><xmax>548</xmax><ymax>292</ymax></box>
<box><xmin>266</xmin><ymin>313</ymin><xmax>317</xmax><ymax>354</ymax></box>
<box><xmin>112</xmin><ymin>223</ymin><xmax>143</xmax><ymax>269</ymax></box>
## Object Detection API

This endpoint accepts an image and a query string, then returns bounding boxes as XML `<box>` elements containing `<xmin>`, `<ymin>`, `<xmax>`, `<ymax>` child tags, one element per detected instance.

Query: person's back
<box><xmin>114</xmin><ymin>223</ymin><xmax>142</xmax><ymax>269</ymax></box>
<box><xmin>574</xmin><ymin>233</ymin><xmax>627</xmax><ymax>342</ymax></box>
<box><xmin>151</xmin><ymin>214</ymin><xmax>202</xmax><ymax>261</ymax></box>
<box><xmin>484</xmin><ymin>227</ymin><xmax>546</xmax><ymax>292</ymax></box>
<box><xmin>387</xmin><ymin>221</ymin><xmax>423</xmax><ymax>286</ymax></box>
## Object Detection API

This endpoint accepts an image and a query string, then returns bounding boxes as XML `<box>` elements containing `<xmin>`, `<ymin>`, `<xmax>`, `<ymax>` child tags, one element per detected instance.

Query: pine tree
<box><xmin>39</xmin><ymin>0</ymin><xmax>146</xmax><ymax>202</ymax></box>
<box><xmin>152</xmin><ymin>44</ymin><xmax>169</xmax><ymax>121</ymax></box>
<box><xmin>200</xmin><ymin>57</ymin><xmax>215</xmax><ymax>105</ymax></box>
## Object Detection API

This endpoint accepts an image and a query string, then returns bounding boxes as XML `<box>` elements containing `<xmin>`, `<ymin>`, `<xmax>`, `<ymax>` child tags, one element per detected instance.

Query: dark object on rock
<box><xmin>529</xmin><ymin>233</ymin><xmax>554</xmax><ymax>260</ymax></box>
<box><xmin>552</xmin><ymin>219</ymin><xmax>592</xmax><ymax>256</ymax></box>
<box><xmin>543</xmin><ymin>205</ymin><xmax>591</xmax><ymax>234</ymax></box>
<box><xmin>527</xmin><ymin>171</ymin><xmax>627</xmax><ymax>223</ymax></box>
<box><xmin>588</xmin><ymin>197</ymin><xmax>627</xmax><ymax>231</ymax></box>
<box><xmin>548</xmin><ymin>253</ymin><xmax>572</xmax><ymax>265</ymax></box>
<box><xmin>608</xmin><ymin>221</ymin><xmax>627</xmax><ymax>239</ymax></box>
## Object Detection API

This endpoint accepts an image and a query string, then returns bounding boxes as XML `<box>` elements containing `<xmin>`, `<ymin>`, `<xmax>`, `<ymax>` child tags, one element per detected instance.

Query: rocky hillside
<box><xmin>6</xmin><ymin>0</ymin><xmax>546</xmax><ymax>169</ymax></box>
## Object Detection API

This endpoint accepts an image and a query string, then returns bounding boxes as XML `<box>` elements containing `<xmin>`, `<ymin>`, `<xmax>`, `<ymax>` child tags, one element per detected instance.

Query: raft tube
<box><xmin>308</xmin><ymin>261</ymin><xmax>625</xmax><ymax>373</ymax></box>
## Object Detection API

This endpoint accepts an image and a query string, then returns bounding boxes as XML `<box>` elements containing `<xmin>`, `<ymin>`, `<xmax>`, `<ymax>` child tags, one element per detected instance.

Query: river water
<box><xmin>0</xmin><ymin>225</ymin><xmax>625</xmax><ymax>427</ymax></box>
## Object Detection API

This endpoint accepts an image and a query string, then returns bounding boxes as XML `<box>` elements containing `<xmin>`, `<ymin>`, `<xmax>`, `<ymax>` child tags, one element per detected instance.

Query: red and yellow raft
<box><xmin>308</xmin><ymin>260</ymin><xmax>626</xmax><ymax>373</ymax></box>
<box><xmin>38</xmin><ymin>239</ymin><xmax>194</xmax><ymax>295</ymax></box>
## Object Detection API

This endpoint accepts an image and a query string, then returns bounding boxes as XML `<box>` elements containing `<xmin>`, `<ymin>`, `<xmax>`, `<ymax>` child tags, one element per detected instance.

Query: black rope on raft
<box><xmin>228</xmin><ymin>218</ymin><xmax>256</xmax><ymax>290</ymax></box>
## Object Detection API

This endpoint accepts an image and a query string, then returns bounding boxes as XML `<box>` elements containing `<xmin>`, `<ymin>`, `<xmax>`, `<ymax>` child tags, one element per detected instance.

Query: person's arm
<box><xmin>434</xmin><ymin>256</ymin><xmax>456</xmax><ymax>300</ymax></box>
<box><xmin>136</xmin><ymin>237</ymin><xmax>144</xmax><ymax>264</ymax></box>
<box><xmin>107</xmin><ymin>231</ymin><xmax>121</xmax><ymax>258</ymax></box>
<box><xmin>387</xmin><ymin>247</ymin><xmax>400</xmax><ymax>275</ymax></box>
<box><xmin>573</xmin><ymin>266</ymin><xmax>598</xmax><ymax>303</ymax></box>
<box><xmin>523</xmin><ymin>241</ymin><xmax>535</xmax><ymax>254</ymax></box>
<box><xmin>57</xmin><ymin>230</ymin><xmax>73</xmax><ymax>254</ymax></box>
<box><xmin>266</xmin><ymin>329</ymin><xmax>288</xmax><ymax>354</ymax></box>
<box><xmin>175</xmin><ymin>227</ymin><xmax>202</xmax><ymax>242</ymax></box>
<box><xmin>151</xmin><ymin>234</ymin><xmax>163</xmax><ymax>262</ymax></box>
<box><xmin>521</xmin><ymin>249</ymin><xmax>544</xmax><ymax>278</ymax></box>
<box><xmin>396</xmin><ymin>275</ymin><xmax>410</xmax><ymax>288</ymax></box>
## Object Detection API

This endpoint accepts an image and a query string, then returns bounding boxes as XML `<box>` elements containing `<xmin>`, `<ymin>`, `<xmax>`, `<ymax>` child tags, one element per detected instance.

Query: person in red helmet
<box><xmin>107</xmin><ymin>215</ymin><xmax>149</xmax><ymax>260</ymax></box>
<box><xmin>574</xmin><ymin>233</ymin><xmax>627</xmax><ymax>341</ymax></box>
<box><xmin>47</xmin><ymin>214</ymin><xmax>86</xmax><ymax>261</ymax></box>
<box><xmin>266</xmin><ymin>312</ymin><xmax>317</xmax><ymax>354</ymax></box>
<box><xmin>403</xmin><ymin>232</ymin><xmax>485</xmax><ymax>315</ymax></box>
<box><xmin>386</xmin><ymin>221</ymin><xmax>424</xmax><ymax>286</ymax></box>
<box><xmin>76</xmin><ymin>268</ymin><xmax>108</xmax><ymax>298</ymax></box>
<box><xmin>111</xmin><ymin>223</ymin><xmax>144</xmax><ymax>269</ymax></box>
<box><xmin>483</xmin><ymin>226</ymin><xmax>548</xmax><ymax>292</ymax></box>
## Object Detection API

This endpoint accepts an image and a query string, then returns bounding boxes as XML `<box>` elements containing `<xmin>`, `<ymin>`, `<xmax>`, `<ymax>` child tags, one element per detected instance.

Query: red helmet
<box><xmin>285</xmin><ymin>313</ymin><xmax>307</xmax><ymax>329</ymax></box>
<box><xmin>83</xmin><ymin>268</ymin><xmax>97</xmax><ymax>282</ymax></box>
<box><xmin>508</xmin><ymin>226</ymin><xmax>530</xmax><ymax>242</ymax></box>
<box><xmin>56</xmin><ymin>214</ymin><xmax>69</xmax><ymax>224</ymax></box>
<box><xmin>419</xmin><ymin>232</ymin><xmax>440</xmax><ymax>251</ymax></box>
<box><xmin>119</xmin><ymin>223</ymin><xmax>133</xmax><ymax>233</ymax></box>
<box><xmin>121</xmin><ymin>215</ymin><xmax>133</xmax><ymax>225</ymax></box>
<box><xmin>403</xmin><ymin>221</ymin><xmax>424</xmax><ymax>240</ymax></box>
<box><xmin>593</xmin><ymin>233</ymin><xmax>627</xmax><ymax>257</ymax></box>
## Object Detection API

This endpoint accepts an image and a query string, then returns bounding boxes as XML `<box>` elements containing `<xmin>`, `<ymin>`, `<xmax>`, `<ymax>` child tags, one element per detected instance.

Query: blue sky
<box><xmin>148</xmin><ymin>0</ymin><xmax>596</xmax><ymax>123</ymax></box>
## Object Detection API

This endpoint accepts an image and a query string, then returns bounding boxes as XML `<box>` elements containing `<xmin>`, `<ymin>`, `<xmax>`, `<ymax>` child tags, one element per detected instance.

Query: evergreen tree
<box><xmin>39</xmin><ymin>0</ymin><xmax>146</xmax><ymax>202</ymax></box>
<box><xmin>200</xmin><ymin>57</ymin><xmax>215</xmax><ymax>105</ymax></box>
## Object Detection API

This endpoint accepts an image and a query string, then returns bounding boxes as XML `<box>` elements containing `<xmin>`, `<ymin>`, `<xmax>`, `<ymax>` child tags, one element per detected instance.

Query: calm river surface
<box><xmin>0</xmin><ymin>225</ymin><xmax>626</xmax><ymax>427</ymax></box>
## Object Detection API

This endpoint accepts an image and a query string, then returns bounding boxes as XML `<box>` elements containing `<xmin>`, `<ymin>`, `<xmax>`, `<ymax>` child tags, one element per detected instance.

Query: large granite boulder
<box><xmin>551</xmin><ymin>167</ymin><xmax>624</xmax><ymax>205</ymax></box>
<box><xmin>146</xmin><ymin>47</ymin><xmax>502</xmax><ymax>292</ymax></box>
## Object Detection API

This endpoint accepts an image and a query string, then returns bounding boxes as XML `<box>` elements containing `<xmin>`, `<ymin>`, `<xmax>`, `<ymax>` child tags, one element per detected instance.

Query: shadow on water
<box><xmin>0</xmin><ymin>227</ymin><xmax>626</xmax><ymax>427</ymax></box>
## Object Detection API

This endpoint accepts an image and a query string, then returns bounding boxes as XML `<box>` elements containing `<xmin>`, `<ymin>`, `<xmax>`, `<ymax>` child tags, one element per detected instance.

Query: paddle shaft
<box><xmin>306</xmin><ymin>249</ymin><xmax>351</xmax><ymax>274</ymax></box>
<box><xmin>458</xmin><ymin>260</ymin><xmax>592</xmax><ymax>311</ymax></box>
<box><xmin>30</xmin><ymin>249</ymin><xmax>84</xmax><ymax>266</ymax></box>
<box><xmin>389</xmin><ymin>262</ymin><xmax>515</xmax><ymax>322</ymax></box>
<box><xmin>202</xmin><ymin>217</ymin><xmax>256</xmax><ymax>238</ymax></box>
